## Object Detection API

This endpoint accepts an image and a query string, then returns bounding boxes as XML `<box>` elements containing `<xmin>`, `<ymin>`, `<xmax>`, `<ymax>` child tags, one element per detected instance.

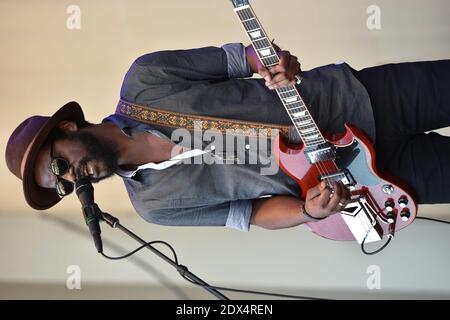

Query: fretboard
<box><xmin>233</xmin><ymin>4</ymin><xmax>325</xmax><ymax>147</ymax></box>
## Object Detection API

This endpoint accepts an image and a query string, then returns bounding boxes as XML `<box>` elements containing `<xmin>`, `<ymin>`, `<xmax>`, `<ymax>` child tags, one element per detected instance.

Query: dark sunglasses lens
<box><xmin>56</xmin><ymin>180</ymin><xmax>74</xmax><ymax>197</ymax></box>
<box><xmin>50</xmin><ymin>158</ymin><xmax>69</xmax><ymax>176</ymax></box>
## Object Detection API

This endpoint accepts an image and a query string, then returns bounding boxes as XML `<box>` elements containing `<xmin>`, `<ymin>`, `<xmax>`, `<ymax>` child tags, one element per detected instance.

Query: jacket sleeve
<box><xmin>127</xmin><ymin>43</ymin><xmax>252</xmax><ymax>84</ymax></box>
<box><xmin>136</xmin><ymin>199</ymin><xmax>253</xmax><ymax>232</ymax></box>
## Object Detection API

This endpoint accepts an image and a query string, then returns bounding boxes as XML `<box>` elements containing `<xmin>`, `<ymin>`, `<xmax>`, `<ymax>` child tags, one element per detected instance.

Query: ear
<box><xmin>57</xmin><ymin>121</ymin><xmax>78</xmax><ymax>134</ymax></box>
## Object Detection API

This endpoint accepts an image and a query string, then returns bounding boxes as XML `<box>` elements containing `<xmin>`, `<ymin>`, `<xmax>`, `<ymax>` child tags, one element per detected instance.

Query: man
<box><xmin>5</xmin><ymin>43</ymin><xmax>450</xmax><ymax>232</ymax></box>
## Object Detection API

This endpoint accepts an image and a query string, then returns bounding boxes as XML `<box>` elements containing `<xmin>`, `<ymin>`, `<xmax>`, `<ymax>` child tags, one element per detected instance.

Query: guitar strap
<box><xmin>115</xmin><ymin>99</ymin><xmax>292</xmax><ymax>139</ymax></box>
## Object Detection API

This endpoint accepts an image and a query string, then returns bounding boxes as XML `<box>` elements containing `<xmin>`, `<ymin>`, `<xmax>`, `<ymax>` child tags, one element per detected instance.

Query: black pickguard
<box><xmin>334</xmin><ymin>139</ymin><xmax>380</xmax><ymax>186</ymax></box>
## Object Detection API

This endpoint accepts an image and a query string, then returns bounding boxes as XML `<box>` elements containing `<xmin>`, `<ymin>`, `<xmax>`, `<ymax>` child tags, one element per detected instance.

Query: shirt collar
<box><xmin>102</xmin><ymin>114</ymin><xmax>210</xmax><ymax>179</ymax></box>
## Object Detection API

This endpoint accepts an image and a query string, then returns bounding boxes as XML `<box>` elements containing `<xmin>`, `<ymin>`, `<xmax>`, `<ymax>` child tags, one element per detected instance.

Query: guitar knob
<box><xmin>400</xmin><ymin>208</ymin><xmax>411</xmax><ymax>222</ymax></box>
<box><xmin>398</xmin><ymin>196</ymin><xmax>408</xmax><ymax>208</ymax></box>
<box><xmin>386</xmin><ymin>211</ymin><xmax>395</xmax><ymax>224</ymax></box>
<box><xmin>384</xmin><ymin>200</ymin><xmax>395</xmax><ymax>212</ymax></box>
<box><xmin>382</xmin><ymin>184</ymin><xmax>394</xmax><ymax>195</ymax></box>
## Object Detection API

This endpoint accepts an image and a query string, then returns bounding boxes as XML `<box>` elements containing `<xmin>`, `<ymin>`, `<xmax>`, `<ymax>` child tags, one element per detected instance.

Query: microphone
<box><xmin>75</xmin><ymin>178</ymin><xmax>103</xmax><ymax>253</ymax></box>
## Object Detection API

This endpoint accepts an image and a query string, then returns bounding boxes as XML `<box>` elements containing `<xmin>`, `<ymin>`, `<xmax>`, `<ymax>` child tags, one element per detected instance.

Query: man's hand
<box><xmin>246</xmin><ymin>44</ymin><xmax>301</xmax><ymax>90</ymax></box>
<box><xmin>303</xmin><ymin>181</ymin><xmax>351</xmax><ymax>220</ymax></box>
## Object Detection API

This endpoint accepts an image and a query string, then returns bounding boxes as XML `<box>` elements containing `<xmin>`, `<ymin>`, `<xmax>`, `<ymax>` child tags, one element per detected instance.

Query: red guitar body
<box><xmin>273</xmin><ymin>123</ymin><xmax>417</xmax><ymax>241</ymax></box>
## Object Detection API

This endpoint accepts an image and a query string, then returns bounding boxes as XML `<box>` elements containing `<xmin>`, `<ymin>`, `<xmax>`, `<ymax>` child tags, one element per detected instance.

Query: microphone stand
<box><xmin>99</xmin><ymin>208</ymin><xmax>229</xmax><ymax>300</ymax></box>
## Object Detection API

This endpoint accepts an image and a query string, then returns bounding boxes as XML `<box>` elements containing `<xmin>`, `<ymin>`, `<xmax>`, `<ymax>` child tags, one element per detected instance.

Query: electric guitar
<box><xmin>229</xmin><ymin>0</ymin><xmax>417</xmax><ymax>245</ymax></box>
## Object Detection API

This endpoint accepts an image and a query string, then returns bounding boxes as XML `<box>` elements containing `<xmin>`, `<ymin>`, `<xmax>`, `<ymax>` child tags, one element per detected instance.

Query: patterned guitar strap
<box><xmin>115</xmin><ymin>99</ymin><xmax>297</xmax><ymax>141</ymax></box>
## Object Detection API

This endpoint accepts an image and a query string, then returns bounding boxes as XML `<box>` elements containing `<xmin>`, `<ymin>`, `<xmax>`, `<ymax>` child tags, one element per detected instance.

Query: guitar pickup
<box><xmin>319</xmin><ymin>169</ymin><xmax>356</xmax><ymax>190</ymax></box>
<box><xmin>304</xmin><ymin>143</ymin><xmax>336</xmax><ymax>164</ymax></box>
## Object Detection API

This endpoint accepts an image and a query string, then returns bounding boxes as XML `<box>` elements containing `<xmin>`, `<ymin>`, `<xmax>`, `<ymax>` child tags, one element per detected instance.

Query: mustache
<box><xmin>76</xmin><ymin>157</ymin><xmax>95</xmax><ymax>181</ymax></box>
<box><xmin>75</xmin><ymin>157</ymin><xmax>113</xmax><ymax>184</ymax></box>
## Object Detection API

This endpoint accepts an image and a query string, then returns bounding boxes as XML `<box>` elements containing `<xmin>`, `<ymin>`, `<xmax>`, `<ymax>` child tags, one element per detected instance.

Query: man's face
<box><xmin>34</xmin><ymin>129</ymin><xmax>119</xmax><ymax>191</ymax></box>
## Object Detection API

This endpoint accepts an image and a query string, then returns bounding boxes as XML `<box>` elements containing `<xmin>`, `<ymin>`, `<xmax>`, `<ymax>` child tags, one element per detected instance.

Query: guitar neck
<box><xmin>231</xmin><ymin>2</ymin><xmax>326</xmax><ymax>147</ymax></box>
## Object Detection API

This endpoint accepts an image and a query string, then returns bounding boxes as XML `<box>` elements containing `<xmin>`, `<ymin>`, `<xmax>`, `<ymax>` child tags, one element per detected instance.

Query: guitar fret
<box><xmin>296</xmin><ymin>119</ymin><xmax>312</xmax><ymax>125</ymax></box>
<box><xmin>260</xmin><ymin>53</ymin><xmax>277</xmax><ymax>58</ymax></box>
<box><xmin>278</xmin><ymin>90</ymin><xmax>297</xmax><ymax>96</ymax></box>
<box><xmin>252</xmin><ymin>36</ymin><xmax>268</xmax><ymax>41</ymax></box>
<box><xmin>302</xmin><ymin>127</ymin><xmax>319</xmax><ymax>134</ymax></box>
<box><xmin>248</xmin><ymin>30</ymin><xmax>263</xmax><ymax>39</ymax></box>
<box><xmin>261</xmin><ymin>58</ymin><xmax>278</xmax><ymax>65</ymax></box>
<box><xmin>301</xmin><ymin>127</ymin><xmax>316</xmax><ymax>134</ymax></box>
<box><xmin>265</xmin><ymin>62</ymin><xmax>278</xmax><ymax>67</ymax></box>
<box><xmin>260</xmin><ymin>55</ymin><xmax>279</xmax><ymax>66</ymax></box>
<box><xmin>303</xmin><ymin>133</ymin><xmax>320</xmax><ymax>139</ymax></box>
<box><xmin>305</xmin><ymin>141</ymin><xmax>323</xmax><ymax>147</ymax></box>
<box><xmin>279</xmin><ymin>93</ymin><xmax>297</xmax><ymax>99</ymax></box>
<box><xmin>239</xmin><ymin>11</ymin><xmax>255</xmax><ymax>21</ymax></box>
<box><xmin>289</xmin><ymin>109</ymin><xmax>307</xmax><ymax>115</ymax></box>
<box><xmin>303</xmin><ymin>134</ymin><xmax>320</xmax><ymax>141</ymax></box>
<box><xmin>296</xmin><ymin>120</ymin><xmax>315</xmax><ymax>126</ymax></box>
<box><xmin>284</xmin><ymin>96</ymin><xmax>299</xmax><ymax>103</ymax></box>
<box><xmin>234</xmin><ymin>5</ymin><xmax>250</xmax><ymax>12</ymax></box>
<box><xmin>298</xmin><ymin>126</ymin><xmax>317</xmax><ymax>132</ymax></box>
<box><xmin>258</xmin><ymin>48</ymin><xmax>274</xmax><ymax>56</ymax></box>
<box><xmin>236</xmin><ymin>7</ymin><xmax>254</xmax><ymax>18</ymax></box>
<box><xmin>283</xmin><ymin>100</ymin><xmax>301</xmax><ymax>106</ymax></box>
<box><xmin>296</xmin><ymin>123</ymin><xmax>315</xmax><ymax>130</ymax></box>
<box><xmin>247</xmin><ymin>27</ymin><xmax>261</xmax><ymax>33</ymax></box>
<box><xmin>279</xmin><ymin>89</ymin><xmax>297</xmax><ymax>95</ymax></box>
<box><xmin>280</xmin><ymin>84</ymin><xmax>298</xmax><ymax>91</ymax></box>
<box><xmin>287</xmin><ymin>105</ymin><xmax>305</xmax><ymax>112</ymax></box>
<box><xmin>291</xmin><ymin>111</ymin><xmax>306</xmax><ymax>118</ymax></box>
<box><xmin>242</xmin><ymin>10</ymin><xmax>253</xmax><ymax>20</ymax></box>
<box><xmin>254</xmin><ymin>42</ymin><xmax>271</xmax><ymax>50</ymax></box>
<box><xmin>295</xmin><ymin>119</ymin><xmax>311</xmax><ymax>124</ymax></box>
<box><xmin>288</xmin><ymin>109</ymin><xmax>305</xmax><ymax>115</ymax></box>
<box><xmin>287</xmin><ymin>104</ymin><xmax>305</xmax><ymax>109</ymax></box>
<box><xmin>241</xmin><ymin>17</ymin><xmax>256</xmax><ymax>22</ymax></box>
<box><xmin>243</xmin><ymin>20</ymin><xmax>259</xmax><ymax>30</ymax></box>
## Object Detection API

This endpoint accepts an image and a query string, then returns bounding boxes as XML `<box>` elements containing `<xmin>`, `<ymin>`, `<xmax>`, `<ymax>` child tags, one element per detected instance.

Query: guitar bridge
<box><xmin>340</xmin><ymin>196</ymin><xmax>383</xmax><ymax>244</ymax></box>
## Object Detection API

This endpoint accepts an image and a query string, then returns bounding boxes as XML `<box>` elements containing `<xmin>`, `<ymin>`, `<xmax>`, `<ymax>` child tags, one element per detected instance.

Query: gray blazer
<box><xmin>103</xmin><ymin>43</ymin><xmax>375</xmax><ymax>231</ymax></box>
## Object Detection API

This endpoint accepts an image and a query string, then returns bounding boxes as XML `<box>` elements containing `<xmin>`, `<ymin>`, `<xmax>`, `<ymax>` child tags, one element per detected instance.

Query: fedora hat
<box><xmin>5</xmin><ymin>101</ymin><xmax>85</xmax><ymax>210</ymax></box>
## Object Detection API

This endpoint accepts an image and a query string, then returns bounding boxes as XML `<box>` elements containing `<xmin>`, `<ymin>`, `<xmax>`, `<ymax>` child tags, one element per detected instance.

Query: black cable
<box><xmin>102</xmin><ymin>240</ymin><xmax>178</xmax><ymax>264</ymax></box>
<box><xmin>180</xmin><ymin>274</ymin><xmax>329</xmax><ymax>300</ymax></box>
<box><xmin>101</xmin><ymin>215</ymin><xmax>450</xmax><ymax>297</ymax></box>
<box><xmin>416</xmin><ymin>216</ymin><xmax>450</xmax><ymax>224</ymax></box>
<box><xmin>101</xmin><ymin>215</ymin><xmax>450</xmax><ymax>296</ymax></box>
<box><xmin>361</xmin><ymin>234</ymin><xmax>393</xmax><ymax>255</ymax></box>
<box><xmin>360</xmin><ymin>216</ymin><xmax>450</xmax><ymax>255</ymax></box>
<box><xmin>359</xmin><ymin>220</ymin><xmax>394</xmax><ymax>255</ymax></box>
<box><xmin>101</xmin><ymin>240</ymin><xmax>327</xmax><ymax>300</ymax></box>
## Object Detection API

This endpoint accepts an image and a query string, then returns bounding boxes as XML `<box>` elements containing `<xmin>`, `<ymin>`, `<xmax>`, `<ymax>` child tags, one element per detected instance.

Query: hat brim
<box><xmin>22</xmin><ymin>101</ymin><xmax>85</xmax><ymax>210</ymax></box>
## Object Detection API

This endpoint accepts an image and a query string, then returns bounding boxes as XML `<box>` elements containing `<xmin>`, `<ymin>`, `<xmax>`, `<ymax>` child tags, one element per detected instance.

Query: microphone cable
<box><xmin>101</xmin><ymin>217</ymin><xmax>449</xmax><ymax>298</ymax></box>
<box><xmin>101</xmin><ymin>242</ymin><xmax>329</xmax><ymax>300</ymax></box>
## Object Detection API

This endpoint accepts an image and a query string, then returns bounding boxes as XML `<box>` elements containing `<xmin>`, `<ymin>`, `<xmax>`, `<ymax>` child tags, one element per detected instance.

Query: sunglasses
<box><xmin>49</xmin><ymin>142</ymin><xmax>74</xmax><ymax>198</ymax></box>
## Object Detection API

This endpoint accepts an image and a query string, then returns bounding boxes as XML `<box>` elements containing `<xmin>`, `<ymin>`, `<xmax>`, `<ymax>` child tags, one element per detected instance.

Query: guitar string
<box><xmin>238</xmin><ymin>7</ymin><xmax>340</xmax><ymax>179</ymax></box>
<box><xmin>238</xmin><ymin>7</ymin><xmax>338</xmax><ymax>189</ymax></box>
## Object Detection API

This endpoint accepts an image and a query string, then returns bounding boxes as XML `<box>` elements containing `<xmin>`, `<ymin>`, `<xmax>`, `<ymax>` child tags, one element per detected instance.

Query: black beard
<box><xmin>64</xmin><ymin>130</ymin><xmax>119</xmax><ymax>183</ymax></box>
